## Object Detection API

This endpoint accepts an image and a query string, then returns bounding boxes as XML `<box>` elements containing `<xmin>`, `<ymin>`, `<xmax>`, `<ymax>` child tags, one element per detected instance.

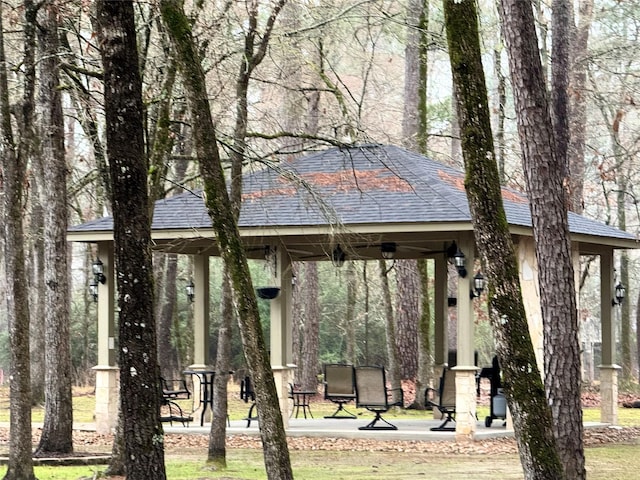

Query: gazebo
<box><xmin>68</xmin><ymin>144</ymin><xmax>638</xmax><ymax>438</ymax></box>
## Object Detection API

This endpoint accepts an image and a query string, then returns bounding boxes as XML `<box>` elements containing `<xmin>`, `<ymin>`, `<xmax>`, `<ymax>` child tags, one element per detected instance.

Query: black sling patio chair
<box><xmin>354</xmin><ymin>365</ymin><xmax>403</xmax><ymax>430</ymax></box>
<box><xmin>425</xmin><ymin>367</ymin><xmax>456</xmax><ymax>431</ymax></box>
<box><xmin>159</xmin><ymin>377</ymin><xmax>193</xmax><ymax>427</ymax></box>
<box><xmin>323</xmin><ymin>363</ymin><xmax>357</xmax><ymax>419</ymax></box>
<box><xmin>241</xmin><ymin>376</ymin><xmax>258</xmax><ymax>427</ymax></box>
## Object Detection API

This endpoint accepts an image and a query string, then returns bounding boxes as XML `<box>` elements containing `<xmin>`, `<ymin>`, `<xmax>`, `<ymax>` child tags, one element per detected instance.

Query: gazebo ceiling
<box><xmin>68</xmin><ymin>144</ymin><xmax>638</xmax><ymax>259</ymax></box>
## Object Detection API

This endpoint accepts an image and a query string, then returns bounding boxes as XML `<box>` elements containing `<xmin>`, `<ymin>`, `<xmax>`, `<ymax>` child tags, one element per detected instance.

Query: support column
<box><xmin>454</xmin><ymin>234</ymin><xmax>476</xmax><ymax>440</ymax></box>
<box><xmin>269</xmin><ymin>244</ymin><xmax>294</xmax><ymax>424</ymax></box>
<box><xmin>188</xmin><ymin>254</ymin><xmax>212</xmax><ymax>423</ymax></box>
<box><xmin>191</xmin><ymin>254</ymin><xmax>210</xmax><ymax>368</ymax></box>
<box><xmin>600</xmin><ymin>249</ymin><xmax>619</xmax><ymax>424</ymax></box>
<box><xmin>432</xmin><ymin>254</ymin><xmax>449</xmax><ymax>421</ymax></box>
<box><xmin>517</xmin><ymin>237</ymin><xmax>543</xmax><ymax>374</ymax></box>
<box><xmin>434</xmin><ymin>254</ymin><xmax>448</xmax><ymax>367</ymax></box>
<box><xmin>93</xmin><ymin>241</ymin><xmax>118</xmax><ymax>434</ymax></box>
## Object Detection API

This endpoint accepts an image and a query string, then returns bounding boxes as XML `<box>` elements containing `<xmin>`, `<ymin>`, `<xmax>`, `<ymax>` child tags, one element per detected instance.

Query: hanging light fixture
<box><xmin>331</xmin><ymin>245</ymin><xmax>346</xmax><ymax>267</ymax></box>
<box><xmin>470</xmin><ymin>272</ymin><xmax>485</xmax><ymax>299</ymax></box>
<box><xmin>612</xmin><ymin>282</ymin><xmax>625</xmax><ymax>306</ymax></box>
<box><xmin>381</xmin><ymin>242</ymin><xmax>397</xmax><ymax>260</ymax></box>
<box><xmin>186</xmin><ymin>280</ymin><xmax>195</xmax><ymax>303</ymax></box>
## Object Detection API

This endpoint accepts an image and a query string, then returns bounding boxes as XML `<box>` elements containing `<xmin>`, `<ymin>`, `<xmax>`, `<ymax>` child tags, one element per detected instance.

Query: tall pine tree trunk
<box><xmin>35</xmin><ymin>1</ymin><xmax>74</xmax><ymax>455</ymax></box>
<box><xmin>443</xmin><ymin>1</ymin><xmax>564</xmax><ymax>478</ymax></box>
<box><xmin>395</xmin><ymin>260</ymin><xmax>420</xmax><ymax>379</ymax></box>
<box><xmin>379</xmin><ymin>260</ymin><xmax>401</xmax><ymax>391</ymax></box>
<box><xmin>1</xmin><ymin>0</ymin><xmax>37</xmax><ymax>477</ymax></box>
<box><xmin>499</xmin><ymin>1</ymin><xmax>585</xmax><ymax>477</ymax></box>
<box><xmin>95</xmin><ymin>2</ymin><xmax>167</xmax><ymax>478</ymax></box>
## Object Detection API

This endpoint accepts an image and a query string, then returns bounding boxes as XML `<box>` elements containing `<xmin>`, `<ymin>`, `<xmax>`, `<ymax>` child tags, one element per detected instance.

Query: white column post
<box><xmin>454</xmin><ymin>234</ymin><xmax>477</xmax><ymax>440</ymax></box>
<box><xmin>93</xmin><ymin>241</ymin><xmax>118</xmax><ymax>434</ymax></box>
<box><xmin>191</xmin><ymin>254</ymin><xmax>210</xmax><ymax>368</ymax></box>
<box><xmin>600</xmin><ymin>248</ymin><xmax>619</xmax><ymax>424</ymax></box>
<box><xmin>269</xmin><ymin>244</ymin><xmax>294</xmax><ymax>424</ymax></box>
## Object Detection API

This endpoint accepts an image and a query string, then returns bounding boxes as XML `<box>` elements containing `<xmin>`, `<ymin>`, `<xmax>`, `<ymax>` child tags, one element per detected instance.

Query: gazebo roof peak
<box><xmin>68</xmin><ymin>144</ymin><xmax>638</xmax><ymax>258</ymax></box>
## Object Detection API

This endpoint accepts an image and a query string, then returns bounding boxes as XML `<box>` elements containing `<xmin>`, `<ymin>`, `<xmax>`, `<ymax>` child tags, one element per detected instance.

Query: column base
<box><xmin>451</xmin><ymin>366</ymin><xmax>478</xmax><ymax>442</ymax></box>
<box><xmin>93</xmin><ymin>365</ymin><xmax>119</xmax><ymax>435</ymax></box>
<box><xmin>272</xmin><ymin>365</ymin><xmax>296</xmax><ymax>428</ymax></box>
<box><xmin>599</xmin><ymin>364</ymin><xmax>620</xmax><ymax>425</ymax></box>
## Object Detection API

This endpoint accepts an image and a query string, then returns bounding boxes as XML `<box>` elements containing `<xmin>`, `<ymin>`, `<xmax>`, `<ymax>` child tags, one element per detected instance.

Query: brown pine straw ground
<box><xmin>0</xmin><ymin>424</ymin><xmax>639</xmax><ymax>458</ymax></box>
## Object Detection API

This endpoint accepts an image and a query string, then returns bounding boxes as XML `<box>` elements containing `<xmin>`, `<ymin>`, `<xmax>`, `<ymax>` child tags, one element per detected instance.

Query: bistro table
<box><xmin>288</xmin><ymin>384</ymin><xmax>315</xmax><ymax>419</ymax></box>
<box><xmin>183</xmin><ymin>369</ymin><xmax>215</xmax><ymax>426</ymax></box>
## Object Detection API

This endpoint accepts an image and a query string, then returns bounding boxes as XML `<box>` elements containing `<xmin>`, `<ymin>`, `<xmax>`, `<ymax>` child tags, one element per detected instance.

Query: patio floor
<box><xmin>162</xmin><ymin>417</ymin><xmax>607</xmax><ymax>442</ymax></box>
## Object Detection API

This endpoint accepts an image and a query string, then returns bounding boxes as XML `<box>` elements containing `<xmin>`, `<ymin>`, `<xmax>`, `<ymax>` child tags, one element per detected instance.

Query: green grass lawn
<box><xmin>1</xmin><ymin>386</ymin><xmax>639</xmax><ymax>479</ymax></box>
<box><xmin>1</xmin><ymin>443</ymin><xmax>640</xmax><ymax>479</ymax></box>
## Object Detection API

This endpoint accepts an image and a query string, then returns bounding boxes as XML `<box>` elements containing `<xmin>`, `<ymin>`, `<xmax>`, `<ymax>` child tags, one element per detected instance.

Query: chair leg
<box><xmin>325</xmin><ymin>401</ymin><xmax>357</xmax><ymax>419</ymax></box>
<box><xmin>358</xmin><ymin>411</ymin><xmax>398</xmax><ymax>430</ymax></box>
<box><xmin>245</xmin><ymin>402</ymin><xmax>257</xmax><ymax>427</ymax></box>
<box><xmin>430</xmin><ymin>411</ymin><xmax>456</xmax><ymax>432</ymax></box>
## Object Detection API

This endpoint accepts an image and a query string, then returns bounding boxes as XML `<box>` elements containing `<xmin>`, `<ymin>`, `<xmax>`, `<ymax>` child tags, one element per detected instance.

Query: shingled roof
<box><xmin>68</xmin><ymin>144</ymin><xmax>637</xmax><ymax>258</ymax></box>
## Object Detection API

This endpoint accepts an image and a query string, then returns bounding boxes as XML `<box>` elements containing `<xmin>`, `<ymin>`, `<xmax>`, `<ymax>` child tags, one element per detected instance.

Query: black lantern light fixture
<box><xmin>88</xmin><ymin>258</ymin><xmax>107</xmax><ymax>302</ymax></box>
<box><xmin>92</xmin><ymin>258</ymin><xmax>107</xmax><ymax>284</ymax></box>
<box><xmin>470</xmin><ymin>272</ymin><xmax>485</xmax><ymax>299</ymax></box>
<box><xmin>88</xmin><ymin>279</ymin><xmax>99</xmax><ymax>303</ymax></box>
<box><xmin>612</xmin><ymin>282</ymin><xmax>626</xmax><ymax>306</ymax></box>
<box><xmin>186</xmin><ymin>280</ymin><xmax>195</xmax><ymax>303</ymax></box>
<box><xmin>381</xmin><ymin>242</ymin><xmax>397</xmax><ymax>260</ymax></box>
<box><xmin>452</xmin><ymin>247</ymin><xmax>467</xmax><ymax>278</ymax></box>
<box><xmin>331</xmin><ymin>245</ymin><xmax>346</xmax><ymax>267</ymax></box>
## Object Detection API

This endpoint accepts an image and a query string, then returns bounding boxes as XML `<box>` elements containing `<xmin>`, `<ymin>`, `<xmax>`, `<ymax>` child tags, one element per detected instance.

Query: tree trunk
<box><xmin>551</xmin><ymin>0</ymin><xmax>573</xmax><ymax>185</ymax></box>
<box><xmin>498</xmin><ymin>1</ymin><xmax>585</xmax><ymax>478</ymax></box>
<box><xmin>379</xmin><ymin>260</ymin><xmax>401</xmax><ymax>391</ymax></box>
<box><xmin>160</xmin><ymin>2</ymin><xmax>293</xmax><ymax>478</ymax></box>
<box><xmin>35</xmin><ymin>1</ymin><xmax>74</xmax><ymax>455</ymax></box>
<box><xmin>156</xmin><ymin>254</ymin><xmax>180</xmax><ymax>378</ymax></box>
<box><xmin>0</xmin><ymin>0</ymin><xmax>37</xmax><ymax>477</ymax></box>
<box><xmin>567</xmin><ymin>0</ymin><xmax>593</xmax><ymax>213</ymax></box>
<box><xmin>413</xmin><ymin>258</ymin><xmax>432</xmax><ymax>409</ymax></box>
<box><xmin>209</xmin><ymin>266</ymin><xmax>233</xmax><ymax>468</ymax></box>
<box><xmin>95</xmin><ymin>2</ymin><xmax>167</xmax><ymax>478</ymax></box>
<box><xmin>402</xmin><ymin>0</ymin><xmax>429</xmax><ymax>152</ymax></box>
<box><xmin>395</xmin><ymin>260</ymin><xmax>420</xmax><ymax>380</ymax></box>
<box><xmin>28</xmin><ymin>172</ymin><xmax>45</xmax><ymax>405</ymax></box>
<box><xmin>299</xmin><ymin>262</ymin><xmax>320</xmax><ymax>391</ymax></box>
<box><xmin>443</xmin><ymin>1</ymin><xmax>564</xmax><ymax>478</ymax></box>
<box><xmin>345</xmin><ymin>261</ymin><xmax>358</xmax><ymax>363</ymax></box>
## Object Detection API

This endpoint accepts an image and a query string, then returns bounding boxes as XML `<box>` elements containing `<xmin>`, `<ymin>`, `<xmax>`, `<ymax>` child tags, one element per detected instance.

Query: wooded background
<box><xmin>0</xmin><ymin>0</ymin><xmax>637</xmax><ymax>400</ymax></box>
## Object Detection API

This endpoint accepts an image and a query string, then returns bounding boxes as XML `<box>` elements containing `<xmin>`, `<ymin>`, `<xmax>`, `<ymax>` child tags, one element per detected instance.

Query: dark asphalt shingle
<box><xmin>68</xmin><ymin>144</ymin><xmax>635</xmax><ymax>242</ymax></box>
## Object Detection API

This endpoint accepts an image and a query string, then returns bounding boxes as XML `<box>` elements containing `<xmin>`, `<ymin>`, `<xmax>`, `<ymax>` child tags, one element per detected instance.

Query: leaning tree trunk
<box><xmin>205</xmin><ymin>0</ymin><xmax>286</xmax><ymax>468</ymax></box>
<box><xmin>500</xmin><ymin>1</ymin><xmax>585</xmax><ymax>478</ymax></box>
<box><xmin>95</xmin><ymin>2</ymin><xmax>167</xmax><ymax>479</ymax></box>
<box><xmin>35</xmin><ymin>1</ymin><xmax>74</xmax><ymax>455</ymax></box>
<box><xmin>443</xmin><ymin>1</ymin><xmax>564</xmax><ymax>479</ymax></box>
<box><xmin>160</xmin><ymin>2</ymin><xmax>293</xmax><ymax>478</ymax></box>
